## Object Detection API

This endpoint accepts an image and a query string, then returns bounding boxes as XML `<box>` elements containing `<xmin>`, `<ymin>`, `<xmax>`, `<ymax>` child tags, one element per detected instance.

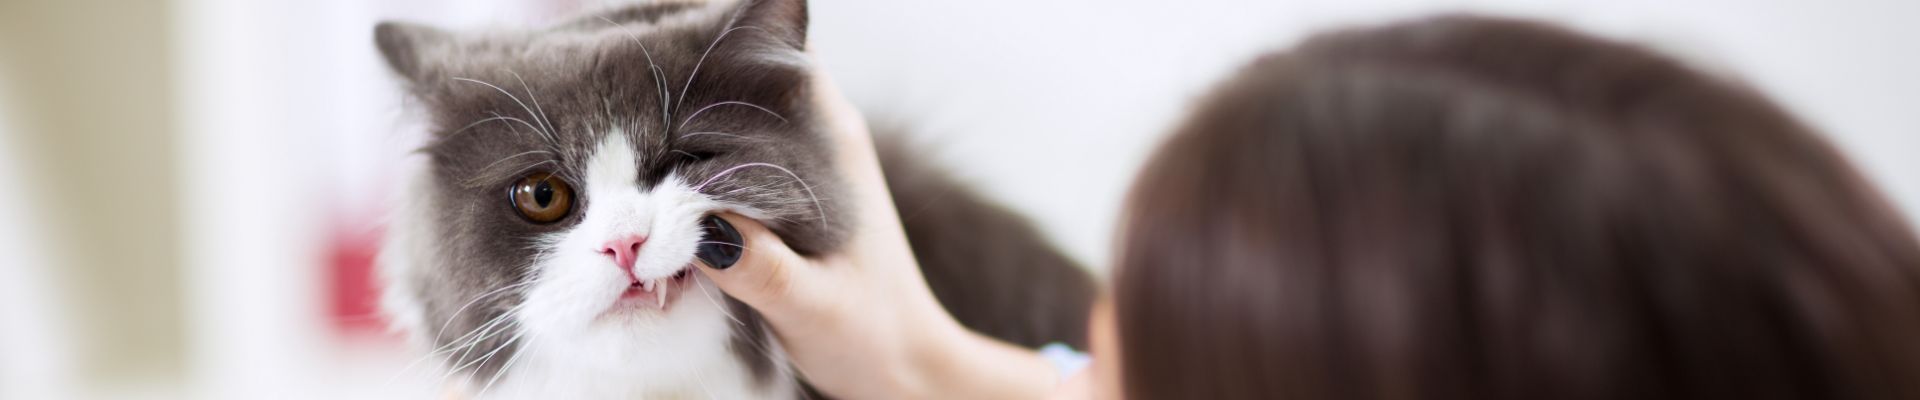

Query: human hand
<box><xmin>689</xmin><ymin>57</ymin><xmax>1057</xmax><ymax>400</ymax></box>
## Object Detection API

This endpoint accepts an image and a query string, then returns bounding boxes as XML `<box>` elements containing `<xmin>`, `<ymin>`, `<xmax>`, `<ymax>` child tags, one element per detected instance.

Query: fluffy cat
<box><xmin>373</xmin><ymin>0</ymin><xmax>1094</xmax><ymax>397</ymax></box>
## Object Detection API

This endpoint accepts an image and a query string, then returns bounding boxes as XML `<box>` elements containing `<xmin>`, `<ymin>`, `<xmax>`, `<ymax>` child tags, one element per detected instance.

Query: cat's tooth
<box><xmin>641</xmin><ymin>279</ymin><xmax>656</xmax><ymax>292</ymax></box>
<box><xmin>656</xmin><ymin>284</ymin><xmax>668</xmax><ymax>309</ymax></box>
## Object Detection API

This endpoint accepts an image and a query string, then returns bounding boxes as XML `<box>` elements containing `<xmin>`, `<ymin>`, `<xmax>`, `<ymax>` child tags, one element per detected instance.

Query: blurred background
<box><xmin>0</xmin><ymin>0</ymin><xmax>1914</xmax><ymax>398</ymax></box>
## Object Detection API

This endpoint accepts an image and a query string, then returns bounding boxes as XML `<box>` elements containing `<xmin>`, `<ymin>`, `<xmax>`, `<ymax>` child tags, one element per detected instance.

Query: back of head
<box><xmin>1115</xmin><ymin>15</ymin><xmax>1920</xmax><ymax>400</ymax></box>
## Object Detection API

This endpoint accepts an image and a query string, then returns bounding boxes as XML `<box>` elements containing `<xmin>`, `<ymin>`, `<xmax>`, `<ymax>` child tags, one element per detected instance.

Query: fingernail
<box><xmin>697</xmin><ymin>214</ymin><xmax>744</xmax><ymax>269</ymax></box>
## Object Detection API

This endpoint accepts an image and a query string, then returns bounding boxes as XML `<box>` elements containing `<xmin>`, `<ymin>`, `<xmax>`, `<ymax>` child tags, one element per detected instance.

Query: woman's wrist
<box><xmin>891</xmin><ymin>313</ymin><xmax>1056</xmax><ymax>400</ymax></box>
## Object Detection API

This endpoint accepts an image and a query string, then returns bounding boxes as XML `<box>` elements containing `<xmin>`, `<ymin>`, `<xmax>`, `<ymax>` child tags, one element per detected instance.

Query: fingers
<box><xmin>692</xmin><ymin>213</ymin><xmax>809</xmax><ymax>311</ymax></box>
<box><xmin>693</xmin><ymin>215</ymin><xmax>745</xmax><ymax>269</ymax></box>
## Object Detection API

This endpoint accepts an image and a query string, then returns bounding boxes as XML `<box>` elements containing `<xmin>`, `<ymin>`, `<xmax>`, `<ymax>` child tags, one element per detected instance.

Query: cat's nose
<box><xmin>600</xmin><ymin>234</ymin><xmax>648</xmax><ymax>269</ymax></box>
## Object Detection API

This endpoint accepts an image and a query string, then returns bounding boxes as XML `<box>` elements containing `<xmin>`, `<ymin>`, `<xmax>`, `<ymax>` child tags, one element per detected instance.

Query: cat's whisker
<box><xmin>473</xmin><ymin>150</ymin><xmax>556</xmax><ymax>177</ymax></box>
<box><xmin>445</xmin><ymin>320</ymin><xmax>515</xmax><ymax>371</ymax></box>
<box><xmin>456</xmin><ymin>330</ymin><xmax>525</xmax><ymax>382</ymax></box>
<box><xmin>387</xmin><ymin>298</ymin><xmax>524</xmax><ymax>387</ymax></box>
<box><xmin>458</xmin><ymin>273</ymin><xmax>557</xmax><ymax>393</ymax></box>
<box><xmin>443</xmin><ymin>326</ymin><xmax>516</xmax><ymax>392</ymax></box>
<box><xmin>717</xmin><ymin>180</ymin><xmax>783</xmax><ymax>195</ymax></box>
<box><xmin>692</xmin><ymin>278</ymin><xmax>745</xmax><ymax>327</ymax></box>
<box><xmin>687</xmin><ymin>351</ymin><xmax>731</xmax><ymax>400</ymax></box>
<box><xmin>726</xmin><ymin>178</ymin><xmax>784</xmax><ymax>189</ymax></box>
<box><xmin>384</xmin><ymin>331</ymin><xmax>484</xmax><ymax>389</ymax></box>
<box><xmin>478</xmin><ymin>332</ymin><xmax>535</xmax><ymax>397</ymax></box>
<box><xmin>653</xmin><ymin>64</ymin><xmax>673</xmax><ymax>141</ymax></box>
<box><xmin>722</xmin><ymin>189</ymin><xmax>802</xmax><ymax>202</ymax></box>
<box><xmin>696</xmin><ymin>241</ymin><xmax>748</xmax><ymax>250</ymax></box>
<box><xmin>692</xmin><ymin>370</ymin><xmax>721</xmax><ymax>400</ymax></box>
<box><xmin>679</xmin><ymin>131</ymin><xmax>764</xmax><ymax>142</ymax></box>
<box><xmin>679</xmin><ymin>101</ymin><xmax>787</xmax><ymax>130</ymax></box>
<box><xmin>420</xmin><ymin>318</ymin><xmax>502</xmax><ymax>368</ymax></box>
<box><xmin>599</xmin><ymin>15</ymin><xmax>674</xmax><ymax>134</ymax></box>
<box><xmin>443</xmin><ymin>116</ymin><xmax>523</xmax><ymax>141</ymax></box>
<box><xmin>675</xmin><ymin>25</ymin><xmax>768</xmax><ymax>114</ymax></box>
<box><xmin>439</xmin><ymin>307</ymin><xmax>522</xmax><ymax>357</ymax></box>
<box><xmin>480</xmin><ymin>112</ymin><xmax>549</xmax><ymax>142</ymax></box>
<box><xmin>432</xmin><ymin>281</ymin><xmax>534</xmax><ymax>345</ymax></box>
<box><xmin>445</xmin><ymin>307</ymin><xmax>523</xmax><ymax>374</ymax></box>
<box><xmin>451</xmin><ymin>77</ymin><xmax>558</xmax><ymax>145</ymax></box>
<box><xmin>460</xmin><ymin>111</ymin><xmax>570</xmax><ymax>177</ymax></box>
<box><xmin>443</xmin><ymin>330</ymin><xmax>518</xmax><ymax>391</ymax></box>
<box><xmin>507</xmin><ymin>70</ymin><xmax>562</xmax><ymax>144</ymax></box>
<box><xmin>695</xmin><ymin>162</ymin><xmax>828</xmax><ymax>223</ymax></box>
<box><xmin>602</xmin><ymin>99</ymin><xmax>618</xmax><ymax>135</ymax></box>
<box><xmin>693</xmin><ymin>281</ymin><xmax>785</xmax><ymax>370</ymax></box>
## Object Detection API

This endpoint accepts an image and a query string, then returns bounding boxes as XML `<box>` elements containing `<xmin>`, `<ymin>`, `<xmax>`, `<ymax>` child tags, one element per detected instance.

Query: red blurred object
<box><xmin>327</xmin><ymin>210</ymin><xmax>391</xmax><ymax>339</ymax></box>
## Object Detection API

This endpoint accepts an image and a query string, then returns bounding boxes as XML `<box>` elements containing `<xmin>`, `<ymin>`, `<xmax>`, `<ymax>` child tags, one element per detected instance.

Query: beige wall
<box><xmin>0</xmin><ymin>0</ymin><xmax>183</xmax><ymax>388</ymax></box>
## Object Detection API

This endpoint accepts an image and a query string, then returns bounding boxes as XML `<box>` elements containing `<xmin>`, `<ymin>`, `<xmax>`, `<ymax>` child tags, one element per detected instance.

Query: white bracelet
<box><xmin>1037</xmin><ymin>342</ymin><xmax>1092</xmax><ymax>383</ymax></box>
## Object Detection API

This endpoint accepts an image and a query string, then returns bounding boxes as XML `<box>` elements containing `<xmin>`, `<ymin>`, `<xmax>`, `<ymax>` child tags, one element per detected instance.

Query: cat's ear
<box><xmin>732</xmin><ymin>0</ymin><xmax>808</xmax><ymax>50</ymax></box>
<box><xmin>374</xmin><ymin>21</ymin><xmax>455</xmax><ymax>83</ymax></box>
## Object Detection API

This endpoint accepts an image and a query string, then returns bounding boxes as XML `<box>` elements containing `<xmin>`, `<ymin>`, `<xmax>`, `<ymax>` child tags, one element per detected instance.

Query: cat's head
<box><xmin>374</xmin><ymin>0</ymin><xmax>839</xmax><ymax>391</ymax></box>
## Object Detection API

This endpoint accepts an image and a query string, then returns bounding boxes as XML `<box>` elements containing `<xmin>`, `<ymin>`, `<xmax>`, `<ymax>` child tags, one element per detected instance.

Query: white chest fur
<box><xmin>471</xmin><ymin>276</ymin><xmax>796</xmax><ymax>399</ymax></box>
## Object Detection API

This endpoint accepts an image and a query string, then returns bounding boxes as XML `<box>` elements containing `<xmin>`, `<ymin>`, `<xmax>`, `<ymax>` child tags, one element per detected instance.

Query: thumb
<box><xmin>691</xmin><ymin>213</ymin><xmax>812</xmax><ymax>311</ymax></box>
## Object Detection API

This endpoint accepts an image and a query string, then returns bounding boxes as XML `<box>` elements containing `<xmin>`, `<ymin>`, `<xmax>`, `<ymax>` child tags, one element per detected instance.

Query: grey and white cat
<box><xmin>374</xmin><ymin>0</ymin><xmax>1095</xmax><ymax>397</ymax></box>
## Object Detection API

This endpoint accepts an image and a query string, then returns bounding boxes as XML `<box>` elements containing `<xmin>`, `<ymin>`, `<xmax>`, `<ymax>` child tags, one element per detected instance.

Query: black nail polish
<box><xmin>697</xmin><ymin>215</ymin><xmax>744</xmax><ymax>269</ymax></box>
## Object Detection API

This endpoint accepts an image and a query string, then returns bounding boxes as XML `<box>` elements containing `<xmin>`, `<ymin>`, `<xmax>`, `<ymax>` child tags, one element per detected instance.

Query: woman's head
<box><xmin>1103</xmin><ymin>15</ymin><xmax>1920</xmax><ymax>399</ymax></box>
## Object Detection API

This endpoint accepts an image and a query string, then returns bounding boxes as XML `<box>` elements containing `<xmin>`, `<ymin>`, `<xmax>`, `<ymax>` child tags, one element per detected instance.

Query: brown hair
<box><xmin>1113</xmin><ymin>15</ymin><xmax>1920</xmax><ymax>400</ymax></box>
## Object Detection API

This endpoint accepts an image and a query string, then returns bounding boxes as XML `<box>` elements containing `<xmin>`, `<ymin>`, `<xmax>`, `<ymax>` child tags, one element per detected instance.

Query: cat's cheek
<box><xmin>518</xmin><ymin>239</ymin><xmax>631</xmax><ymax>336</ymax></box>
<box><xmin>644</xmin><ymin>174</ymin><xmax>732</xmax><ymax>268</ymax></box>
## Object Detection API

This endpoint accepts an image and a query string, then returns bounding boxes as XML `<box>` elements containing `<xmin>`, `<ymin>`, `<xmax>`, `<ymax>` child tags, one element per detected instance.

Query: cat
<box><xmin>373</xmin><ymin>0</ymin><xmax>1095</xmax><ymax>397</ymax></box>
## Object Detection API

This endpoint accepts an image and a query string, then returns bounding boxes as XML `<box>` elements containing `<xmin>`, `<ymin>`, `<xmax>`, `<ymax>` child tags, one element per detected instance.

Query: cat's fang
<box><xmin>656</xmin><ymin>284</ymin><xmax>669</xmax><ymax>310</ymax></box>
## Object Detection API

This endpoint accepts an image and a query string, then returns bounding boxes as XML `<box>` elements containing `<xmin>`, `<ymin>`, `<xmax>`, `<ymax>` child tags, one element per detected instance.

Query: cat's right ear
<box><xmin>374</xmin><ymin>21</ymin><xmax>454</xmax><ymax>83</ymax></box>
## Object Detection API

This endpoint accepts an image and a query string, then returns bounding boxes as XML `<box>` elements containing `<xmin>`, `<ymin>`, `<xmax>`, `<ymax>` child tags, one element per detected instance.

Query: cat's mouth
<box><xmin>614</xmin><ymin>267</ymin><xmax>695</xmax><ymax>312</ymax></box>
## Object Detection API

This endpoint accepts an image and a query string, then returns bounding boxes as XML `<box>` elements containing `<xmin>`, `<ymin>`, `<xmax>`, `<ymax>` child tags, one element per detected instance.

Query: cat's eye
<box><xmin>510</xmin><ymin>173</ymin><xmax>574</xmax><ymax>223</ymax></box>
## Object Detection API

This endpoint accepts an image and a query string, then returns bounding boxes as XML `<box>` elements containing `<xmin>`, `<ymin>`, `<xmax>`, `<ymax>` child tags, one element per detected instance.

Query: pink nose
<box><xmin>600</xmin><ymin>234</ymin><xmax>648</xmax><ymax>269</ymax></box>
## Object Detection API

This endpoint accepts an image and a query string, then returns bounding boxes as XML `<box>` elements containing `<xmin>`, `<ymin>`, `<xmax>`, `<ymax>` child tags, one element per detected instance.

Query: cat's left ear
<box><xmin>374</xmin><ymin>21</ymin><xmax>456</xmax><ymax>83</ymax></box>
<box><xmin>732</xmin><ymin>0</ymin><xmax>808</xmax><ymax>50</ymax></box>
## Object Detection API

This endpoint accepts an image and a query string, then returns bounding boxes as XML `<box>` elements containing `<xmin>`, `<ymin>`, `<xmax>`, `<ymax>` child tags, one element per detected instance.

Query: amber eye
<box><xmin>510</xmin><ymin>173</ymin><xmax>574</xmax><ymax>223</ymax></box>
